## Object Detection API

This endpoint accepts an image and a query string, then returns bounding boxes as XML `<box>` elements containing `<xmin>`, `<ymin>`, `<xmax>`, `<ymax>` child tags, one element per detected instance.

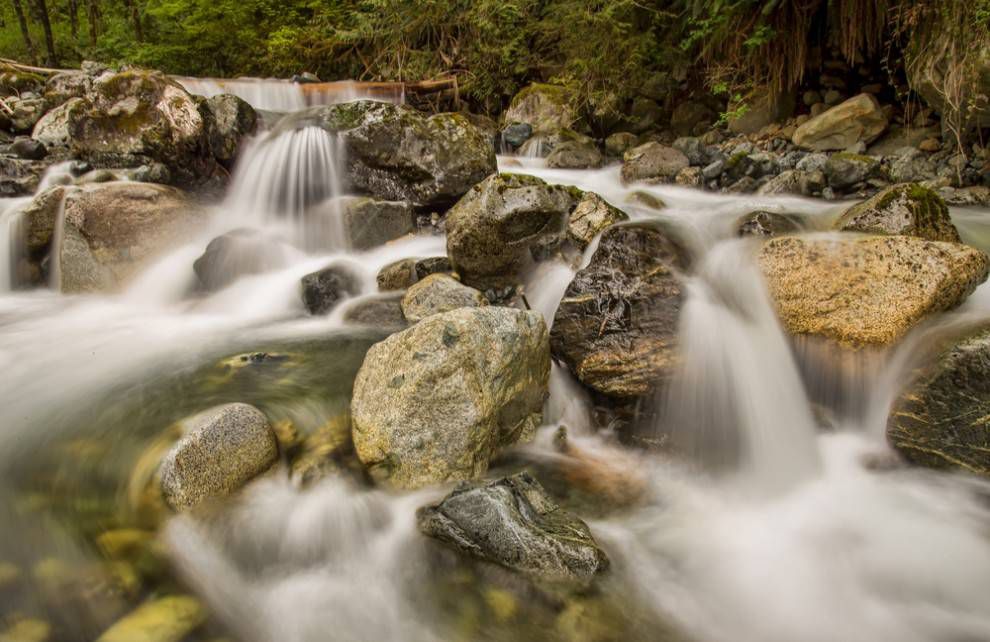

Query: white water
<box><xmin>176</xmin><ymin>77</ymin><xmax>405</xmax><ymax>112</ymax></box>
<box><xmin>1</xmin><ymin>124</ymin><xmax>990</xmax><ymax>642</ymax></box>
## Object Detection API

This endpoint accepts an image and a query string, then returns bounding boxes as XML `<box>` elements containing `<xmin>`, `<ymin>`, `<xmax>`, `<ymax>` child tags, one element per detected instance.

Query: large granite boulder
<box><xmin>306</xmin><ymin>101</ymin><xmax>496</xmax><ymax>206</ymax></box>
<box><xmin>417</xmin><ymin>472</ymin><xmax>609</xmax><ymax>584</ymax></box>
<box><xmin>158</xmin><ymin>403</ymin><xmax>278</xmax><ymax>511</ymax></box>
<box><xmin>301</xmin><ymin>263</ymin><xmax>361</xmax><ymax>315</ymax></box>
<box><xmin>445</xmin><ymin>173</ymin><xmax>577</xmax><ymax>290</ymax></box>
<box><xmin>759</xmin><ymin>235</ymin><xmax>988</xmax><ymax>346</ymax></box>
<box><xmin>351</xmin><ymin>307</ymin><xmax>550</xmax><ymax>489</ymax></box>
<box><xmin>792</xmin><ymin>94</ymin><xmax>888</xmax><ymax>151</ymax></box>
<box><xmin>551</xmin><ymin>224</ymin><xmax>688</xmax><ymax>398</ymax></box>
<box><xmin>546</xmin><ymin>135</ymin><xmax>603</xmax><ymax>169</ymax></box>
<box><xmin>567</xmin><ymin>192</ymin><xmax>628</xmax><ymax>248</ymax></box>
<box><xmin>620</xmin><ymin>142</ymin><xmax>689</xmax><ymax>184</ymax></box>
<box><xmin>888</xmin><ymin>325</ymin><xmax>990</xmax><ymax>477</ymax></box>
<box><xmin>400</xmin><ymin>274</ymin><xmax>487</xmax><ymax>323</ymax></box>
<box><xmin>835</xmin><ymin>183</ymin><xmax>960</xmax><ymax>242</ymax></box>
<box><xmin>504</xmin><ymin>83</ymin><xmax>576</xmax><ymax>134</ymax></box>
<box><xmin>200</xmin><ymin>93</ymin><xmax>258</xmax><ymax>166</ymax></box>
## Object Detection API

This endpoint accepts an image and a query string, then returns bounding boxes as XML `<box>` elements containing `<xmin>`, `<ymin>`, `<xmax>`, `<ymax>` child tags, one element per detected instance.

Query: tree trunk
<box><xmin>31</xmin><ymin>0</ymin><xmax>57</xmax><ymax>67</ymax></box>
<box><xmin>87</xmin><ymin>0</ymin><xmax>100</xmax><ymax>46</ymax></box>
<box><xmin>123</xmin><ymin>0</ymin><xmax>142</xmax><ymax>41</ymax></box>
<box><xmin>68</xmin><ymin>0</ymin><xmax>79</xmax><ymax>40</ymax></box>
<box><xmin>10</xmin><ymin>0</ymin><xmax>38</xmax><ymax>66</ymax></box>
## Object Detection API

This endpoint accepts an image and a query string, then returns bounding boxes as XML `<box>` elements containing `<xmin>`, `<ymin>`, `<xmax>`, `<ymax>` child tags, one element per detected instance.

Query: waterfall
<box><xmin>0</xmin><ymin>199</ymin><xmax>29</xmax><ymax>292</ymax></box>
<box><xmin>660</xmin><ymin>239</ymin><xmax>821</xmax><ymax>493</ymax></box>
<box><xmin>175</xmin><ymin>77</ymin><xmax>406</xmax><ymax>112</ymax></box>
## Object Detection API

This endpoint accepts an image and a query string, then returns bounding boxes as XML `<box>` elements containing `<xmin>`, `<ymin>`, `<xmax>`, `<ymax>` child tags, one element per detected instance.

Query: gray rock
<box><xmin>7</xmin><ymin>96</ymin><xmax>46</xmax><ymax>133</ymax></box>
<box><xmin>604</xmin><ymin>132</ymin><xmax>637</xmax><ymax>157</ymax></box>
<box><xmin>796</xmin><ymin>153</ymin><xmax>829</xmax><ymax>173</ymax></box>
<box><xmin>546</xmin><ymin>137</ymin><xmax>603</xmax><ymax>169</ymax></box>
<box><xmin>193</xmin><ymin>229</ymin><xmax>294</xmax><ymax>291</ymax></box>
<box><xmin>343</xmin><ymin>292</ymin><xmax>408</xmax><ymax>330</ymax></box>
<box><xmin>620</xmin><ymin>142</ymin><xmax>689</xmax><ymax>184</ymax></box>
<box><xmin>824</xmin><ymin>153</ymin><xmax>881</xmax><ymax>190</ymax></box>
<box><xmin>736</xmin><ymin>211</ymin><xmax>800</xmax><ymax>237</ymax></box>
<box><xmin>159</xmin><ymin>403</ymin><xmax>278</xmax><ymax>511</ymax></box>
<box><xmin>626</xmin><ymin>97</ymin><xmax>664</xmax><ymax>134</ymax></box>
<box><xmin>702</xmin><ymin>159</ymin><xmax>725</xmax><ymax>179</ymax></box>
<box><xmin>836</xmin><ymin>183</ymin><xmax>959</xmax><ymax>242</ymax></box>
<box><xmin>504</xmin><ymin>84</ymin><xmax>576</xmax><ymax>134</ymax></box>
<box><xmin>672</xmin><ymin>137</ymin><xmax>707</xmax><ymax>166</ymax></box>
<box><xmin>201</xmin><ymin>94</ymin><xmax>258</xmax><ymax>165</ymax></box>
<box><xmin>568</xmin><ymin>192</ymin><xmax>628</xmax><ymax>248</ymax></box>
<box><xmin>401</xmin><ymin>274</ymin><xmax>487</xmax><ymax>323</ymax></box>
<box><xmin>11</xmin><ymin>137</ymin><xmax>46</xmax><ymax>160</ymax></box>
<box><xmin>501</xmin><ymin>122</ymin><xmax>533</xmax><ymax>149</ymax></box>
<box><xmin>417</xmin><ymin>472</ymin><xmax>609</xmax><ymax>584</ymax></box>
<box><xmin>301</xmin><ymin>263</ymin><xmax>361</xmax><ymax>315</ymax></box>
<box><xmin>792</xmin><ymin>94</ymin><xmax>888</xmax><ymax>151</ymax></box>
<box><xmin>351</xmin><ymin>307</ymin><xmax>550</xmax><ymax>489</ymax></box>
<box><xmin>377</xmin><ymin>256</ymin><xmax>453</xmax><ymax>291</ymax></box>
<box><xmin>339</xmin><ymin>196</ymin><xmax>414</xmax><ymax>250</ymax></box>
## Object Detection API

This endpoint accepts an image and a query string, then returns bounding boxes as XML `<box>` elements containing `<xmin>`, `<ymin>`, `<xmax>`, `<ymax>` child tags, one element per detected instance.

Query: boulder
<box><xmin>351</xmin><ymin>307</ymin><xmax>550</xmax><ymax>489</ymax></box>
<box><xmin>501</xmin><ymin>122</ymin><xmax>533</xmax><ymax>149</ymax></box>
<box><xmin>44</xmin><ymin>71</ymin><xmax>92</xmax><ymax>105</ymax></box>
<box><xmin>670</xmin><ymin>100</ymin><xmax>717</xmax><ymax>136</ymax></box>
<box><xmin>300</xmin><ymin>264</ymin><xmax>361</xmax><ymax>315</ymax></box>
<box><xmin>888</xmin><ymin>325</ymin><xmax>990</xmax><ymax>476</ymax></box>
<box><xmin>792</xmin><ymin>94</ymin><xmax>888</xmax><ymax>151</ymax></box>
<box><xmin>551</xmin><ymin>224</ymin><xmax>688</xmax><ymax>398</ymax></box>
<box><xmin>759</xmin><ymin>235</ymin><xmax>988</xmax><ymax>346</ymax></box>
<box><xmin>620</xmin><ymin>142</ymin><xmax>689</xmax><ymax>184</ymax></box>
<box><xmin>6</xmin><ymin>96</ymin><xmax>47</xmax><ymax>133</ymax></box>
<box><xmin>836</xmin><ymin>183</ymin><xmax>959</xmax><ymax>242</ymax></box>
<box><xmin>567</xmin><ymin>192</ymin><xmax>628</xmax><ymax>248</ymax></box>
<box><xmin>727</xmin><ymin>88</ymin><xmax>796</xmax><ymax>135</ymax></box>
<box><xmin>445</xmin><ymin>173</ymin><xmax>577</xmax><ymax>290</ymax></box>
<box><xmin>193</xmin><ymin>229</ymin><xmax>296</xmax><ymax>291</ymax></box>
<box><xmin>308</xmin><ymin>101</ymin><xmax>496</xmax><ymax>206</ymax></box>
<box><xmin>546</xmin><ymin>136</ymin><xmax>603</xmax><ymax>169</ymax></box>
<box><xmin>401</xmin><ymin>274</ymin><xmax>487</xmax><ymax>323</ymax></box>
<box><xmin>504</xmin><ymin>84</ymin><xmax>576</xmax><ymax>134</ymax></box>
<box><xmin>625</xmin><ymin>97</ymin><xmax>665</xmax><ymax>134</ymax></box>
<box><xmin>11</xmin><ymin>137</ymin><xmax>46</xmax><ymax>160</ymax></box>
<box><xmin>756</xmin><ymin>169</ymin><xmax>825</xmax><ymax>196</ymax></box>
<box><xmin>824</xmin><ymin>152</ymin><xmax>882</xmax><ymax>190</ymax></box>
<box><xmin>32</xmin><ymin>98</ymin><xmax>80</xmax><ymax>150</ymax></box>
<box><xmin>377</xmin><ymin>256</ymin><xmax>452</xmax><ymax>291</ymax></box>
<box><xmin>417</xmin><ymin>472</ymin><xmax>609</xmax><ymax>584</ymax></box>
<box><xmin>736</xmin><ymin>211</ymin><xmax>800</xmax><ymax>237</ymax></box>
<box><xmin>159</xmin><ymin>403</ymin><xmax>278</xmax><ymax>511</ymax></box>
<box><xmin>0</xmin><ymin>63</ymin><xmax>44</xmax><ymax>96</ymax></box>
<box><xmin>95</xmin><ymin>595</ymin><xmax>206</xmax><ymax>642</ymax></box>
<box><xmin>342</xmin><ymin>292</ymin><xmax>408</xmax><ymax>331</ymax></box>
<box><xmin>0</xmin><ymin>156</ymin><xmax>47</xmax><ymax>196</ymax></box>
<box><xmin>340</xmin><ymin>197</ymin><xmax>414</xmax><ymax>250</ymax></box>
<box><xmin>604</xmin><ymin>132</ymin><xmax>637</xmax><ymax>157</ymax></box>
<box><xmin>200</xmin><ymin>93</ymin><xmax>257</xmax><ymax>165</ymax></box>
<box><xmin>56</xmin><ymin>182</ymin><xmax>205</xmax><ymax>293</ymax></box>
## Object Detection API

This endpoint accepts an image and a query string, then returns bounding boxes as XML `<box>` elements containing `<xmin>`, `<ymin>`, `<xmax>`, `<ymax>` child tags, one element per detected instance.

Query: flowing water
<box><xmin>1</xmin><ymin>92</ymin><xmax>990</xmax><ymax>642</ymax></box>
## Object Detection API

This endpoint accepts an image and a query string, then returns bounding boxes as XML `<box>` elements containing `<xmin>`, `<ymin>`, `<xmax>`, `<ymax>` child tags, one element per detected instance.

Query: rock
<box><xmin>672</xmin><ymin>136</ymin><xmax>707</xmax><ymax>166</ymax></box>
<box><xmin>624</xmin><ymin>191</ymin><xmax>666</xmax><ymax>211</ymax></box>
<box><xmin>401</xmin><ymin>274</ymin><xmax>487</xmax><ymax>323</ymax></box>
<box><xmin>301</xmin><ymin>264</ymin><xmax>361</xmax><ymax>315</ymax></box>
<box><xmin>31</xmin><ymin>98</ymin><xmax>81</xmax><ymax>150</ymax></box>
<box><xmin>759</xmin><ymin>235</ymin><xmax>988</xmax><ymax>346</ymax></box>
<box><xmin>551</xmin><ymin>224</ymin><xmax>687</xmax><ymax>398</ymax></box>
<box><xmin>376</xmin><ymin>256</ymin><xmax>452</xmax><ymax>291</ymax></box>
<box><xmin>567</xmin><ymin>192</ymin><xmax>628</xmax><ymax>248</ymax></box>
<box><xmin>889</xmin><ymin>149</ymin><xmax>937</xmax><ymax>184</ymax></box>
<box><xmin>836</xmin><ymin>183</ymin><xmax>959</xmax><ymax>242</ymax></box>
<box><xmin>546</xmin><ymin>136</ymin><xmax>603</xmax><ymax>169</ymax></box>
<box><xmin>824</xmin><ymin>152</ymin><xmax>882</xmax><ymax>190</ymax></box>
<box><xmin>702</xmin><ymin>159</ymin><xmax>725</xmax><ymax>179</ymax></box>
<box><xmin>44</xmin><ymin>71</ymin><xmax>92</xmax><ymax>105</ymax></box>
<box><xmin>737</xmin><ymin>211</ymin><xmax>800</xmax><ymax>237</ymax></box>
<box><xmin>501</xmin><ymin>122</ymin><xmax>533</xmax><ymax>149</ymax></box>
<box><xmin>201</xmin><ymin>94</ymin><xmax>257</xmax><ymax>165</ymax></box>
<box><xmin>918</xmin><ymin>137</ymin><xmax>941</xmax><ymax>152</ymax></box>
<box><xmin>0</xmin><ymin>63</ymin><xmax>45</xmax><ymax>96</ymax></box>
<box><xmin>620</xmin><ymin>142</ymin><xmax>689</xmax><ymax>184</ymax></box>
<box><xmin>604</xmin><ymin>132</ymin><xmax>637</xmax><ymax>157</ymax></box>
<box><xmin>888</xmin><ymin>325</ymin><xmax>990</xmax><ymax>476</ymax></box>
<box><xmin>310</xmin><ymin>101</ymin><xmax>496</xmax><ymax>206</ymax></box>
<box><xmin>868</xmin><ymin>126</ymin><xmax>939</xmax><ymax>156</ymax></box>
<box><xmin>351</xmin><ymin>307</ymin><xmax>550</xmax><ymax>489</ymax></box>
<box><xmin>417</xmin><ymin>472</ymin><xmax>609</xmax><ymax>584</ymax></box>
<box><xmin>757</xmin><ymin>169</ymin><xmax>825</xmax><ymax>196</ymax></box>
<box><xmin>56</xmin><ymin>182</ymin><xmax>205</xmax><ymax>293</ymax></box>
<box><xmin>504</xmin><ymin>84</ymin><xmax>576</xmax><ymax>134</ymax></box>
<box><xmin>675</xmin><ymin>166</ymin><xmax>703</xmax><ymax>187</ymax></box>
<box><xmin>343</xmin><ymin>292</ymin><xmax>408</xmax><ymax>330</ymax></box>
<box><xmin>625</xmin><ymin>97</ymin><xmax>664</xmax><ymax>134</ymax></box>
<box><xmin>193</xmin><ymin>229</ymin><xmax>295</xmax><ymax>291</ymax></box>
<box><xmin>792</xmin><ymin>94</ymin><xmax>888</xmax><ymax>151</ymax></box>
<box><xmin>159</xmin><ymin>403</ymin><xmax>278</xmax><ymax>511</ymax></box>
<box><xmin>940</xmin><ymin>186</ymin><xmax>990</xmax><ymax>207</ymax></box>
<box><xmin>0</xmin><ymin>618</ymin><xmax>50</xmax><ymax>642</ymax></box>
<box><xmin>670</xmin><ymin>100</ymin><xmax>717</xmax><ymax>137</ymax></box>
<box><xmin>337</xmin><ymin>196</ymin><xmax>414</xmax><ymax>250</ymax></box>
<box><xmin>95</xmin><ymin>595</ymin><xmax>207</xmax><ymax>642</ymax></box>
<box><xmin>728</xmin><ymin>88</ymin><xmax>796</xmax><ymax>135</ymax></box>
<box><xmin>6</xmin><ymin>96</ymin><xmax>47</xmax><ymax>133</ymax></box>
<box><xmin>445</xmin><ymin>173</ymin><xmax>577</xmax><ymax>289</ymax></box>
<box><xmin>11</xmin><ymin>136</ymin><xmax>46</xmax><ymax>160</ymax></box>
<box><xmin>796</xmin><ymin>152</ymin><xmax>829</xmax><ymax>173</ymax></box>
<box><xmin>907</xmin><ymin>36</ymin><xmax>990</xmax><ymax>130</ymax></box>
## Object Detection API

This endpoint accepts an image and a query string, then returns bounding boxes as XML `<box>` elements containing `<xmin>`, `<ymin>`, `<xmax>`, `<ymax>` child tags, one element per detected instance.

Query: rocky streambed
<box><xmin>1</xmin><ymin>61</ymin><xmax>990</xmax><ymax>642</ymax></box>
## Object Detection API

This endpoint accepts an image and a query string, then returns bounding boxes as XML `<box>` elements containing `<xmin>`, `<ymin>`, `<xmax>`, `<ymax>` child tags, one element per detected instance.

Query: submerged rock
<box><xmin>551</xmin><ymin>224</ymin><xmax>688</xmax><ymax>398</ymax></box>
<box><xmin>400</xmin><ymin>274</ymin><xmax>488</xmax><ymax>323</ymax></box>
<box><xmin>193</xmin><ymin>228</ymin><xmax>294</xmax><ymax>291</ymax></box>
<box><xmin>835</xmin><ymin>183</ymin><xmax>959</xmax><ymax>242</ymax></box>
<box><xmin>620</xmin><ymin>142</ymin><xmax>689</xmax><ymax>184</ymax></box>
<box><xmin>445</xmin><ymin>173</ymin><xmax>577</xmax><ymax>290</ymax></box>
<box><xmin>351</xmin><ymin>307</ymin><xmax>550</xmax><ymax>489</ymax></box>
<box><xmin>759</xmin><ymin>235</ymin><xmax>988</xmax><ymax>346</ymax></box>
<box><xmin>567</xmin><ymin>192</ymin><xmax>628</xmax><ymax>248</ymax></box>
<box><xmin>159</xmin><ymin>403</ymin><xmax>278</xmax><ymax>511</ymax></box>
<box><xmin>792</xmin><ymin>93</ymin><xmax>888</xmax><ymax>151</ymax></box>
<box><xmin>301</xmin><ymin>263</ymin><xmax>361</xmax><ymax>315</ymax></box>
<box><xmin>95</xmin><ymin>595</ymin><xmax>206</xmax><ymax>642</ymax></box>
<box><xmin>417</xmin><ymin>472</ymin><xmax>609</xmax><ymax>584</ymax></box>
<box><xmin>736</xmin><ymin>211</ymin><xmax>800</xmax><ymax>237</ymax></box>
<box><xmin>377</xmin><ymin>256</ymin><xmax>452</xmax><ymax>291</ymax></box>
<box><xmin>888</xmin><ymin>325</ymin><xmax>990</xmax><ymax>476</ymax></box>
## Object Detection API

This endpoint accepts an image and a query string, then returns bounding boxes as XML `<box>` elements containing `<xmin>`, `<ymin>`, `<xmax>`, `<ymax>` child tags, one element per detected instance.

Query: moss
<box><xmin>726</xmin><ymin>151</ymin><xmax>749</xmax><ymax>168</ymax></box>
<box><xmin>508</xmin><ymin>83</ymin><xmax>569</xmax><ymax>110</ymax></box>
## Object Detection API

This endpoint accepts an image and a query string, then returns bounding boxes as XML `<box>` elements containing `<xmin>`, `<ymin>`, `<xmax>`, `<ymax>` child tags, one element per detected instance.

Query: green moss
<box><xmin>508</xmin><ymin>83</ymin><xmax>569</xmax><ymax>110</ymax></box>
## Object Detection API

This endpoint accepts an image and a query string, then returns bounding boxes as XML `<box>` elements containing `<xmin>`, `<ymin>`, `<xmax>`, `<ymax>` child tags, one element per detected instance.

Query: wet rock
<box><xmin>546</xmin><ymin>136</ymin><xmax>603</xmax><ymax>169</ymax></box>
<box><xmin>343</xmin><ymin>292</ymin><xmax>407</xmax><ymax>330</ymax></box>
<box><xmin>401</xmin><ymin>274</ymin><xmax>487</xmax><ymax>323</ymax></box>
<box><xmin>604</xmin><ymin>132</ymin><xmax>637</xmax><ymax>157</ymax></box>
<box><xmin>159</xmin><ymin>403</ymin><xmax>278</xmax><ymax>511</ymax></box>
<box><xmin>337</xmin><ymin>196</ymin><xmax>414</xmax><ymax>250</ymax></box>
<box><xmin>940</xmin><ymin>186</ymin><xmax>990</xmax><ymax>207</ymax></box>
<box><xmin>377</xmin><ymin>256</ymin><xmax>452</xmax><ymax>291</ymax></box>
<box><xmin>737</xmin><ymin>211</ymin><xmax>800</xmax><ymax>237</ymax></box>
<box><xmin>193</xmin><ymin>229</ymin><xmax>295</xmax><ymax>291</ymax></box>
<box><xmin>0</xmin><ymin>618</ymin><xmax>50</xmax><ymax>642</ymax></box>
<box><xmin>670</xmin><ymin>100</ymin><xmax>717</xmax><ymax>137</ymax></box>
<box><xmin>44</xmin><ymin>71</ymin><xmax>92</xmax><ymax>105</ymax></box>
<box><xmin>445</xmin><ymin>173</ymin><xmax>577</xmax><ymax>289</ymax></box>
<box><xmin>792</xmin><ymin>93</ymin><xmax>888</xmax><ymax>151</ymax></box>
<box><xmin>759</xmin><ymin>235</ymin><xmax>988</xmax><ymax>346</ymax></box>
<box><xmin>836</xmin><ymin>183</ymin><xmax>959</xmax><ymax>242</ymax></box>
<box><xmin>95</xmin><ymin>595</ymin><xmax>207</xmax><ymax>642</ymax></box>
<box><xmin>675</xmin><ymin>166</ymin><xmax>704</xmax><ymax>187</ymax></box>
<box><xmin>351</xmin><ymin>307</ymin><xmax>550</xmax><ymax>489</ymax></box>
<box><xmin>6</xmin><ymin>96</ymin><xmax>47</xmax><ymax>133</ymax></box>
<box><xmin>301</xmin><ymin>263</ymin><xmax>361</xmax><ymax>315</ymax></box>
<box><xmin>504</xmin><ymin>83</ymin><xmax>576</xmax><ymax>134</ymax></box>
<box><xmin>311</xmin><ymin>101</ymin><xmax>496</xmax><ymax>207</ymax></box>
<box><xmin>757</xmin><ymin>169</ymin><xmax>825</xmax><ymax>196</ymax></box>
<box><xmin>417</xmin><ymin>472</ymin><xmax>609</xmax><ymax>584</ymax></box>
<box><xmin>624</xmin><ymin>190</ymin><xmax>666</xmax><ymax>211</ymax></box>
<box><xmin>889</xmin><ymin>149</ymin><xmax>937</xmax><ymax>184</ymax></box>
<box><xmin>0</xmin><ymin>156</ymin><xmax>46</xmax><ymax>196</ymax></box>
<box><xmin>672</xmin><ymin>137</ymin><xmax>707</xmax><ymax>166</ymax></box>
<box><xmin>11</xmin><ymin>137</ymin><xmax>46</xmax><ymax>160</ymax></box>
<box><xmin>201</xmin><ymin>93</ymin><xmax>257</xmax><ymax>165</ymax></box>
<box><xmin>56</xmin><ymin>182</ymin><xmax>205</xmax><ymax>293</ymax></box>
<box><xmin>551</xmin><ymin>224</ymin><xmax>687</xmax><ymax>398</ymax></box>
<box><xmin>888</xmin><ymin>324</ymin><xmax>990</xmax><ymax>476</ymax></box>
<box><xmin>32</xmin><ymin>97</ymin><xmax>81</xmax><ymax>150</ymax></box>
<box><xmin>702</xmin><ymin>159</ymin><xmax>725</xmax><ymax>180</ymax></box>
<box><xmin>824</xmin><ymin>152</ymin><xmax>882</xmax><ymax>190</ymax></box>
<box><xmin>620</xmin><ymin>142</ymin><xmax>689</xmax><ymax>184</ymax></box>
<box><xmin>568</xmin><ymin>192</ymin><xmax>628</xmax><ymax>248</ymax></box>
<box><xmin>501</xmin><ymin>122</ymin><xmax>533</xmax><ymax>149</ymax></box>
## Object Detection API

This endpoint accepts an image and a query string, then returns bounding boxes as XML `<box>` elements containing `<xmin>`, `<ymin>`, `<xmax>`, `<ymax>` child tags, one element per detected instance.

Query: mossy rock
<box><xmin>836</xmin><ymin>183</ymin><xmax>959</xmax><ymax>242</ymax></box>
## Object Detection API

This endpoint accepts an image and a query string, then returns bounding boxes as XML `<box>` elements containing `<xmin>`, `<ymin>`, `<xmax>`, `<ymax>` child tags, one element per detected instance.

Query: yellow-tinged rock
<box><xmin>95</xmin><ymin>595</ymin><xmax>206</xmax><ymax>642</ymax></box>
<box><xmin>0</xmin><ymin>618</ymin><xmax>51</xmax><ymax>642</ymax></box>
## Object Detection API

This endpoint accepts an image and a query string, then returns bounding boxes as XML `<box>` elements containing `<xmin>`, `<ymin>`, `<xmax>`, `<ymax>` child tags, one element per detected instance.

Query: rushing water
<box><xmin>1</xmin><ymin>93</ymin><xmax>990</xmax><ymax>642</ymax></box>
